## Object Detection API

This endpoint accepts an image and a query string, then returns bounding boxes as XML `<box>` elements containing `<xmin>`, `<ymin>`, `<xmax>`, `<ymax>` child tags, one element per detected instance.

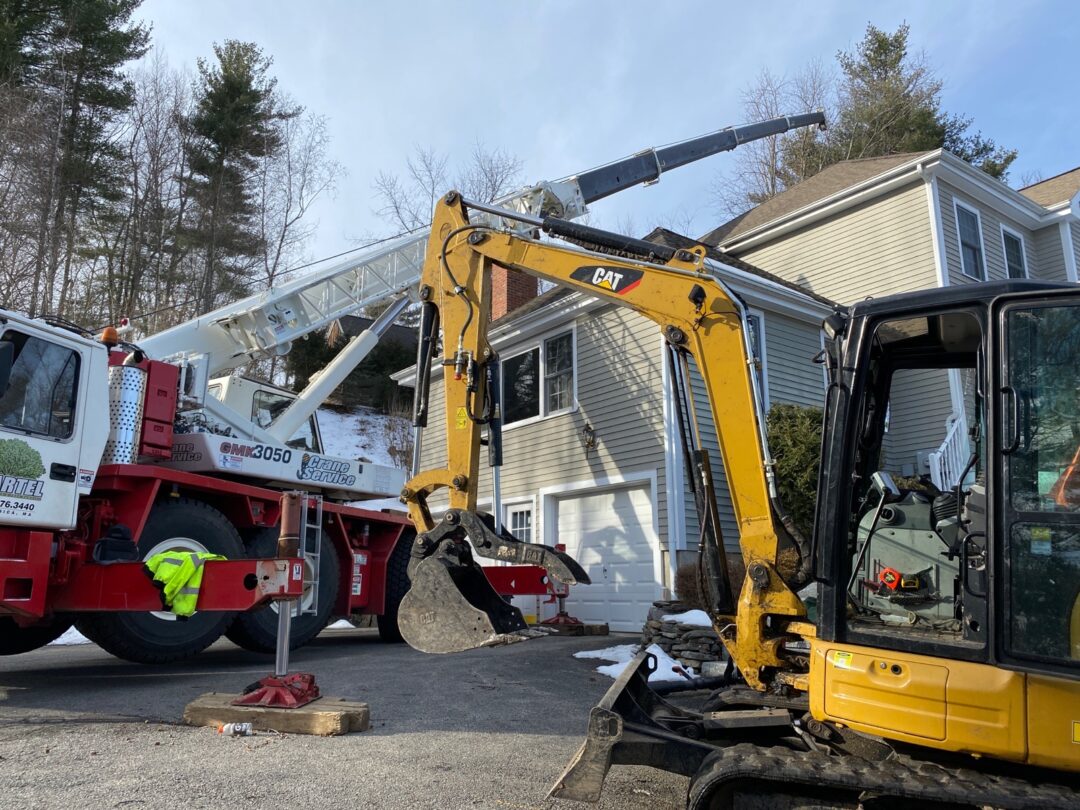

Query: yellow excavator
<box><xmin>396</xmin><ymin>179</ymin><xmax>1080</xmax><ymax>805</ymax></box>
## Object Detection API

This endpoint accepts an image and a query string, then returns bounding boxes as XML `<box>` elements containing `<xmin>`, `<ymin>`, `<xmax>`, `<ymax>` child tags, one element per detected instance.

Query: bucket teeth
<box><xmin>397</xmin><ymin>510</ymin><xmax>590</xmax><ymax>653</ymax></box>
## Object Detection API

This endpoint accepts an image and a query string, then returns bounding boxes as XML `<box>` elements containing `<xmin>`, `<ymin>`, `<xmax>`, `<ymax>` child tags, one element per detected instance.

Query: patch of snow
<box><xmin>660</xmin><ymin>609</ymin><xmax>712</xmax><ymax>627</ymax></box>
<box><xmin>48</xmin><ymin>627</ymin><xmax>92</xmax><ymax>646</ymax></box>
<box><xmin>316</xmin><ymin>407</ymin><xmax>408</xmax><ymax>469</ymax></box>
<box><xmin>574</xmin><ymin>643</ymin><xmax>694</xmax><ymax>683</ymax></box>
<box><xmin>326</xmin><ymin>619</ymin><xmax>355</xmax><ymax>630</ymax></box>
<box><xmin>573</xmin><ymin>643</ymin><xmax>638</xmax><ymax>662</ymax></box>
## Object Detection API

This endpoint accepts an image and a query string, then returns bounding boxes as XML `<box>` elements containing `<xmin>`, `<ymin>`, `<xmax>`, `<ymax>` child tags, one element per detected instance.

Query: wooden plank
<box><xmin>183</xmin><ymin>692</ymin><xmax>370</xmax><ymax>736</ymax></box>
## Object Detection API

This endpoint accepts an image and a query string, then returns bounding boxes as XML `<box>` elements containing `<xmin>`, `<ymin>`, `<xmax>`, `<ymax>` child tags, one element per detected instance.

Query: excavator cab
<box><xmin>817</xmin><ymin>281</ymin><xmax>1080</xmax><ymax>674</ymax></box>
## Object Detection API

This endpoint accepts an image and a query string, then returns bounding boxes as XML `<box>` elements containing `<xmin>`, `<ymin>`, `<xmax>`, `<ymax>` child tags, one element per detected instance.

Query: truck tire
<box><xmin>376</xmin><ymin>532</ymin><xmax>414</xmax><ymax>643</ymax></box>
<box><xmin>0</xmin><ymin>615</ymin><xmax>74</xmax><ymax>655</ymax></box>
<box><xmin>224</xmin><ymin>528</ymin><xmax>340</xmax><ymax>653</ymax></box>
<box><xmin>76</xmin><ymin>499</ymin><xmax>245</xmax><ymax>664</ymax></box>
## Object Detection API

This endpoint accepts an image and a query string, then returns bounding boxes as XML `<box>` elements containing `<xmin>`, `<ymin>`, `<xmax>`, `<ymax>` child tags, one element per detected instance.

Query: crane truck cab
<box><xmin>0</xmin><ymin>313</ymin><xmax>109</xmax><ymax>531</ymax></box>
<box><xmin>208</xmin><ymin>375</ymin><xmax>323</xmax><ymax>453</ymax></box>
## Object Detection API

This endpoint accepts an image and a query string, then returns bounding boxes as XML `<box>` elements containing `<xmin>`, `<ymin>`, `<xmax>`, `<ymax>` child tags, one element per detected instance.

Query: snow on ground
<box><xmin>325</xmin><ymin>619</ymin><xmax>355</xmax><ymax>630</ymax></box>
<box><xmin>660</xmin><ymin>609</ymin><xmax>712</xmax><ymax>626</ymax></box>
<box><xmin>574</xmin><ymin>643</ymin><xmax>694</xmax><ymax>683</ymax></box>
<box><xmin>49</xmin><ymin>627</ymin><xmax>92</xmax><ymax>646</ymax></box>
<box><xmin>317</xmin><ymin>407</ymin><xmax>407</xmax><ymax>468</ymax></box>
<box><xmin>317</xmin><ymin>407</ymin><xmax>411</xmax><ymax>512</ymax></box>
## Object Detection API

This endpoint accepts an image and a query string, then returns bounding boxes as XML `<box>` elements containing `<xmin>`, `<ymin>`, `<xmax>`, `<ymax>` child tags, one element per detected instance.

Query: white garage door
<box><xmin>553</xmin><ymin>483</ymin><xmax>661</xmax><ymax>631</ymax></box>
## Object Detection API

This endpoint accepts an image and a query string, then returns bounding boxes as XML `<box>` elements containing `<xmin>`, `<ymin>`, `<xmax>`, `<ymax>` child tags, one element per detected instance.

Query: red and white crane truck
<box><xmin>0</xmin><ymin>117</ymin><xmax>802</xmax><ymax>663</ymax></box>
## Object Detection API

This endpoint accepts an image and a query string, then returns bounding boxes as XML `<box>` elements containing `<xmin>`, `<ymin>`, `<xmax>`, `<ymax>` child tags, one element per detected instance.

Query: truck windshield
<box><xmin>0</xmin><ymin>330</ymin><xmax>79</xmax><ymax>440</ymax></box>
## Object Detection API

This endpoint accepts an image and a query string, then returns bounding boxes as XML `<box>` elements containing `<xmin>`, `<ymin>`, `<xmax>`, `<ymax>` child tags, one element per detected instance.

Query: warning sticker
<box><xmin>455</xmin><ymin>407</ymin><xmax>468</xmax><ymax>430</ymax></box>
<box><xmin>832</xmin><ymin>651</ymin><xmax>854</xmax><ymax>670</ymax></box>
<box><xmin>1073</xmin><ymin>720</ymin><xmax>1080</xmax><ymax>744</ymax></box>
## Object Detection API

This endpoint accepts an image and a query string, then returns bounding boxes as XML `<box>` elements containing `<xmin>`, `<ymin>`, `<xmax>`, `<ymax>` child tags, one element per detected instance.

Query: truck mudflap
<box><xmin>549</xmin><ymin>651</ymin><xmax>716</xmax><ymax>802</ymax></box>
<box><xmin>398</xmin><ymin>509</ymin><xmax>588</xmax><ymax>654</ymax></box>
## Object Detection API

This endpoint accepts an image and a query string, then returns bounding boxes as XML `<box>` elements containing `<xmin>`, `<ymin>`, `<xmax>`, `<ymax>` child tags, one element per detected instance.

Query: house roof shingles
<box><xmin>1020</xmin><ymin>166</ymin><xmax>1080</xmax><ymax>207</ymax></box>
<box><xmin>644</xmin><ymin>227</ymin><xmax>836</xmax><ymax>307</ymax></box>
<box><xmin>700</xmin><ymin>151</ymin><xmax>935</xmax><ymax>246</ymax></box>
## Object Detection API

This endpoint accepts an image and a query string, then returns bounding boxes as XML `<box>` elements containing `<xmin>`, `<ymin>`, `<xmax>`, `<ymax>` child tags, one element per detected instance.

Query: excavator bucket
<box><xmin>397</xmin><ymin>509</ymin><xmax>589</xmax><ymax>654</ymax></box>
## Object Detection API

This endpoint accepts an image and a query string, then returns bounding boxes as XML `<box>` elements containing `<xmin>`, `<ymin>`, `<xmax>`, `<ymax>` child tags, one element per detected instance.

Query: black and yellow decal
<box><xmin>571</xmin><ymin>265</ymin><xmax>644</xmax><ymax>295</ymax></box>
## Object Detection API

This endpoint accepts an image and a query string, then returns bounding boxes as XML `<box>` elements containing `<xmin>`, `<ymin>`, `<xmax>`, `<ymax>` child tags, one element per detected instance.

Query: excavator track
<box><xmin>687</xmin><ymin>742</ymin><xmax>1079</xmax><ymax>810</ymax></box>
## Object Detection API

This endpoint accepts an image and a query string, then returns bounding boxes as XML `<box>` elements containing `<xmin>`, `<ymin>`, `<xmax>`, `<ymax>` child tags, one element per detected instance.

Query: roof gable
<box><xmin>701</xmin><ymin>151</ymin><xmax>935</xmax><ymax>245</ymax></box>
<box><xmin>1020</xmin><ymin>166</ymin><xmax>1080</xmax><ymax>207</ymax></box>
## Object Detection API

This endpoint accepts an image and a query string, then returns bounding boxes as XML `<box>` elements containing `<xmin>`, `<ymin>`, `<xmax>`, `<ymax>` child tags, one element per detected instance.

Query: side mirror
<box><xmin>0</xmin><ymin>340</ymin><xmax>13</xmax><ymax>396</ymax></box>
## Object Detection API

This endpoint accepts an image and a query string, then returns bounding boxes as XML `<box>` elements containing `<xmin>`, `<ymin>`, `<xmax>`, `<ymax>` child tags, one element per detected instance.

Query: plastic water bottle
<box><xmin>217</xmin><ymin>722</ymin><xmax>253</xmax><ymax>736</ymax></box>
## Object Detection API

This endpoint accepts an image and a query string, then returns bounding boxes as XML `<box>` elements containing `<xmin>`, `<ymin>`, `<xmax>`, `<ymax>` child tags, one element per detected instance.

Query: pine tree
<box><xmin>31</xmin><ymin>0</ymin><xmax>150</xmax><ymax>317</ymax></box>
<box><xmin>183</xmin><ymin>40</ymin><xmax>293</xmax><ymax>312</ymax></box>
<box><xmin>785</xmin><ymin>24</ymin><xmax>1016</xmax><ymax>184</ymax></box>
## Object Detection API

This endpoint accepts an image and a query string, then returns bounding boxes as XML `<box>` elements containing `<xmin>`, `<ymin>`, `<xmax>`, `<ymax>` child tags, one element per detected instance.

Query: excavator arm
<box><xmin>399</xmin><ymin>193</ymin><xmax>813</xmax><ymax>688</ymax></box>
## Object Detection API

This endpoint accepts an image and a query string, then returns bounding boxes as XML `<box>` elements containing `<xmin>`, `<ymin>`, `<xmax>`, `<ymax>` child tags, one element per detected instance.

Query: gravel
<box><xmin>0</xmin><ymin>629</ymin><xmax>687</xmax><ymax>809</ymax></box>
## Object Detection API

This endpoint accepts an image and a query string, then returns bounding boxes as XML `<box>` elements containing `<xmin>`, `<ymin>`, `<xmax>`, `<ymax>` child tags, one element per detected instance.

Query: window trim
<box><xmin>500</xmin><ymin>325</ymin><xmax>578</xmax><ymax>431</ymax></box>
<box><xmin>953</xmin><ymin>200</ymin><xmax>987</xmax><ymax>280</ymax></box>
<box><xmin>747</xmin><ymin>308</ymin><xmax>770</xmax><ymax>412</ymax></box>
<box><xmin>999</xmin><ymin>224</ymin><xmax>1029</xmax><ymax>280</ymax></box>
<box><xmin>503</xmin><ymin>497</ymin><xmax>536</xmax><ymax>544</ymax></box>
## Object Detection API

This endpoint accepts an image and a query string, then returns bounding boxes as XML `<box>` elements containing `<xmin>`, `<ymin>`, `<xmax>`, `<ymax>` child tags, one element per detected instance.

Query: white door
<box><xmin>552</xmin><ymin>483</ymin><xmax>661</xmax><ymax>631</ymax></box>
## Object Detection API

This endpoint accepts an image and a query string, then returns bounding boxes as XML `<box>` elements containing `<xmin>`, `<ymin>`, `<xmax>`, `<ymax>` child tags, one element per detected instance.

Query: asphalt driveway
<box><xmin>0</xmin><ymin>628</ymin><xmax>688</xmax><ymax>809</ymax></box>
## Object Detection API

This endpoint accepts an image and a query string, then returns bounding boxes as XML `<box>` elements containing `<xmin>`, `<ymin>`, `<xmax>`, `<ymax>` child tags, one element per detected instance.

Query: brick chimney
<box><xmin>490</xmin><ymin>263</ymin><xmax>538</xmax><ymax>321</ymax></box>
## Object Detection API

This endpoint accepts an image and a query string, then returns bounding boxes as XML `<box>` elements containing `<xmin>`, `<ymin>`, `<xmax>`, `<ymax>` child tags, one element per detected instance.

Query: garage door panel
<box><xmin>554</xmin><ymin>482</ymin><xmax>660</xmax><ymax>632</ymax></box>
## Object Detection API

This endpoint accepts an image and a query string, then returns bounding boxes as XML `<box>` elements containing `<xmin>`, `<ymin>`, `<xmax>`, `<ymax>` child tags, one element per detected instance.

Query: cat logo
<box><xmin>570</xmin><ymin>265</ymin><xmax>644</xmax><ymax>295</ymax></box>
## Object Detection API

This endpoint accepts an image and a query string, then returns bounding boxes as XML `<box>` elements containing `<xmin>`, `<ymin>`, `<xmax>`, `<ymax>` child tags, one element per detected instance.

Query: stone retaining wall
<box><xmin>640</xmin><ymin>600</ymin><xmax>725</xmax><ymax>672</ymax></box>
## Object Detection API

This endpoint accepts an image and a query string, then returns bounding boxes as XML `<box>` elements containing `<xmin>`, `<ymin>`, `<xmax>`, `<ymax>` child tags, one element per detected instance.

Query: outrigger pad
<box><xmin>398</xmin><ymin>510</ymin><xmax>590</xmax><ymax>654</ymax></box>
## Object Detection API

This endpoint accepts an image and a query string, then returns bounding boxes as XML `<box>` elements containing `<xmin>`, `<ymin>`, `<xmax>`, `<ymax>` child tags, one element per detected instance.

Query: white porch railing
<box><xmin>928</xmin><ymin>411</ymin><xmax>970</xmax><ymax>490</ymax></box>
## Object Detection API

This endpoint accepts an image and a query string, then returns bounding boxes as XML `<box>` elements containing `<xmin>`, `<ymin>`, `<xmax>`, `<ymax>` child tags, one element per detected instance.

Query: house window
<box><xmin>506</xmin><ymin>505</ymin><xmax>533</xmax><ymax>543</ymax></box>
<box><xmin>955</xmin><ymin>204</ymin><xmax>985</xmax><ymax>280</ymax></box>
<box><xmin>1001</xmin><ymin>228</ymin><xmax>1027</xmax><ymax>279</ymax></box>
<box><xmin>503</xmin><ymin>330</ymin><xmax>575</xmax><ymax>426</ymax></box>
<box><xmin>746</xmin><ymin>311</ymin><xmax>769</xmax><ymax>410</ymax></box>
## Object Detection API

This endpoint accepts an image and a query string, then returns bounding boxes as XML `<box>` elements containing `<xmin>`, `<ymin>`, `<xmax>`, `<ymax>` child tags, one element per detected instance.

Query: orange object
<box><xmin>878</xmin><ymin>567</ymin><xmax>902</xmax><ymax>591</ymax></box>
<box><xmin>1049</xmin><ymin>446</ymin><xmax>1080</xmax><ymax>508</ymax></box>
<box><xmin>99</xmin><ymin>325</ymin><xmax>119</xmax><ymax>347</ymax></box>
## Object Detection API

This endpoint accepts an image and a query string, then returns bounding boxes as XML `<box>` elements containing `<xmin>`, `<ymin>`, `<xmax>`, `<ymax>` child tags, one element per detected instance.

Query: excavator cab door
<box><xmin>995</xmin><ymin>291</ymin><xmax>1080</xmax><ymax>676</ymax></box>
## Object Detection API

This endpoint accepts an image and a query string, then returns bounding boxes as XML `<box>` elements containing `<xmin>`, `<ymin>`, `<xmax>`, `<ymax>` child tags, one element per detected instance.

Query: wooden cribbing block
<box><xmin>183</xmin><ymin>692</ymin><xmax>370</xmax><ymax>736</ymax></box>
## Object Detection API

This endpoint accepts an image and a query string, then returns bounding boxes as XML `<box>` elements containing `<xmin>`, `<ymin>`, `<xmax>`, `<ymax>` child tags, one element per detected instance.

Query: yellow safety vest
<box><xmin>144</xmin><ymin>552</ymin><xmax>226</xmax><ymax>616</ymax></box>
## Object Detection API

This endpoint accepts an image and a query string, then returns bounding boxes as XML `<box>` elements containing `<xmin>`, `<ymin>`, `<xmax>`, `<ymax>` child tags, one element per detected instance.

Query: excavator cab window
<box><xmin>999</xmin><ymin>298</ymin><xmax>1080</xmax><ymax>668</ymax></box>
<box><xmin>843</xmin><ymin>309</ymin><xmax>984</xmax><ymax>652</ymax></box>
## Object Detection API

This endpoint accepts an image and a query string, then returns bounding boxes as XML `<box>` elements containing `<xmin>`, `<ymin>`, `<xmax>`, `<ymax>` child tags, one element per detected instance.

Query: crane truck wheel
<box><xmin>76</xmin><ymin>499</ymin><xmax>245</xmax><ymax>664</ymax></box>
<box><xmin>376</xmin><ymin>531</ymin><xmax>414</xmax><ymax>643</ymax></box>
<box><xmin>224</xmin><ymin>528</ymin><xmax>340</xmax><ymax>653</ymax></box>
<box><xmin>0</xmin><ymin>615</ymin><xmax>75</xmax><ymax>655</ymax></box>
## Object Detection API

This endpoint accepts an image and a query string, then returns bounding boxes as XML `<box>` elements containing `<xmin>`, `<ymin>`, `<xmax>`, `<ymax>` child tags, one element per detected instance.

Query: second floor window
<box><xmin>503</xmin><ymin>330</ymin><xmax>575</xmax><ymax>426</ymax></box>
<box><xmin>956</xmin><ymin>205</ymin><xmax>985</xmax><ymax>280</ymax></box>
<box><xmin>1002</xmin><ymin>229</ymin><xmax>1027</xmax><ymax>279</ymax></box>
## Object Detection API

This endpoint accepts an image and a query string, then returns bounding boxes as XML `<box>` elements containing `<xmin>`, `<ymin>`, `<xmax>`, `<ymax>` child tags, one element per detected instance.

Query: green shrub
<box><xmin>0</xmin><ymin>438</ymin><xmax>45</xmax><ymax>479</ymax></box>
<box><xmin>765</xmin><ymin>403</ymin><xmax>823</xmax><ymax>538</ymax></box>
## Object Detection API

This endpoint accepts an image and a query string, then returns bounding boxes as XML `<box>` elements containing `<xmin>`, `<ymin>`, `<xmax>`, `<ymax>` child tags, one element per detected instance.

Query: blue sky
<box><xmin>138</xmin><ymin>0</ymin><xmax>1079</xmax><ymax>262</ymax></box>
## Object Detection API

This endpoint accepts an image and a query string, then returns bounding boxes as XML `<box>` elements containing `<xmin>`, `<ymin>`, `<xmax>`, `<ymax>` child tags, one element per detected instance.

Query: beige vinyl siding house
<box><xmin>395</xmin><ymin>243</ymin><xmax>831</xmax><ymax>629</ymax></box>
<box><xmin>701</xmin><ymin>149</ymin><xmax>1080</xmax><ymax>485</ymax></box>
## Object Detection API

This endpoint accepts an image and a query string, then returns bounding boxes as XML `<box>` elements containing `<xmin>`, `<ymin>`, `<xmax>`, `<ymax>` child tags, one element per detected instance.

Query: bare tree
<box><xmin>372</xmin><ymin>141</ymin><xmax>522</xmax><ymax>232</ymax></box>
<box><xmin>712</xmin><ymin>64</ymin><xmax>832</xmax><ymax>218</ymax></box>
<box><xmin>256</xmin><ymin>108</ymin><xmax>344</xmax><ymax>290</ymax></box>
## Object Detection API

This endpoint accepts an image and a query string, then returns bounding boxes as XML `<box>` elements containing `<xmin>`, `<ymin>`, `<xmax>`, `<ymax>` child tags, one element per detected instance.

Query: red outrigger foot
<box><xmin>231</xmin><ymin>673</ymin><xmax>320</xmax><ymax>709</ymax></box>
